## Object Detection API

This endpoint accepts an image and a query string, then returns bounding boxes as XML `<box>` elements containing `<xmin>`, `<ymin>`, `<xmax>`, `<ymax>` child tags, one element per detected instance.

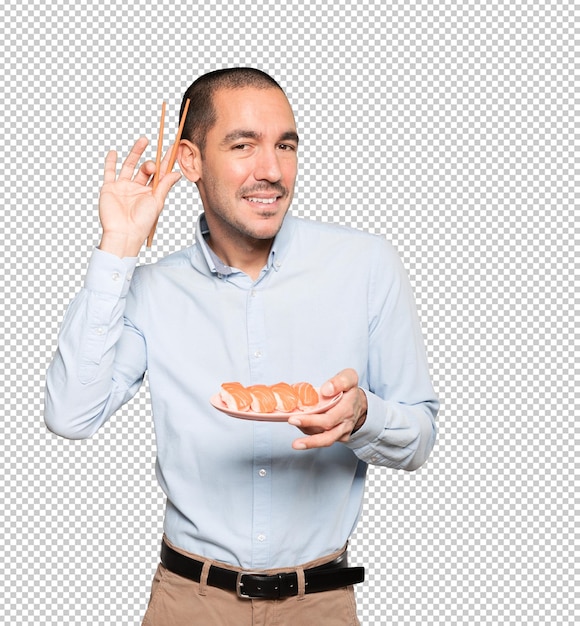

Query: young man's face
<box><xmin>196</xmin><ymin>86</ymin><xmax>299</xmax><ymax>244</ymax></box>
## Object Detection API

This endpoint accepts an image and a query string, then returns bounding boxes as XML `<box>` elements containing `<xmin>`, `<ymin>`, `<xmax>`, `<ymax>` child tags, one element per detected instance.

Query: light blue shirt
<box><xmin>45</xmin><ymin>213</ymin><xmax>438</xmax><ymax>569</ymax></box>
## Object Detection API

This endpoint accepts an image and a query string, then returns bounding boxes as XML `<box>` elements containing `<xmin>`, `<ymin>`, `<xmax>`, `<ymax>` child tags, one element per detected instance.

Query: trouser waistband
<box><xmin>160</xmin><ymin>539</ymin><xmax>365</xmax><ymax>599</ymax></box>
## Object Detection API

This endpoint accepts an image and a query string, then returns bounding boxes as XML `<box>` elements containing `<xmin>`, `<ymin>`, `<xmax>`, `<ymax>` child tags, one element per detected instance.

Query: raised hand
<box><xmin>98</xmin><ymin>136</ymin><xmax>182</xmax><ymax>257</ymax></box>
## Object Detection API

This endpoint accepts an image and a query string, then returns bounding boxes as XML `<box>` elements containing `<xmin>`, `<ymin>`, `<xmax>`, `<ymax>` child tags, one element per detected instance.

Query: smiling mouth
<box><xmin>241</xmin><ymin>184</ymin><xmax>287</xmax><ymax>205</ymax></box>
<box><xmin>245</xmin><ymin>196</ymin><xmax>279</xmax><ymax>204</ymax></box>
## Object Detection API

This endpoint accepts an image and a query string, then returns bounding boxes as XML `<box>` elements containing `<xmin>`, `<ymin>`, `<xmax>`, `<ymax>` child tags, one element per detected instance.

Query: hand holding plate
<box><xmin>289</xmin><ymin>368</ymin><xmax>368</xmax><ymax>450</ymax></box>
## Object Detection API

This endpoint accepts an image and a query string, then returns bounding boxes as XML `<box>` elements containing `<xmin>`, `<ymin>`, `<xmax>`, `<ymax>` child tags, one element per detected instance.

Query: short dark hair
<box><xmin>180</xmin><ymin>68</ymin><xmax>285</xmax><ymax>154</ymax></box>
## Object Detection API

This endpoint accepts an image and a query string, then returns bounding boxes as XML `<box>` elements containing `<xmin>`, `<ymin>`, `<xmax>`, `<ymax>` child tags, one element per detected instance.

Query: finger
<box><xmin>153</xmin><ymin>170</ymin><xmax>182</xmax><ymax>200</ymax></box>
<box><xmin>163</xmin><ymin>141</ymin><xmax>181</xmax><ymax>174</ymax></box>
<box><xmin>289</xmin><ymin>392</ymin><xmax>359</xmax><ymax>439</ymax></box>
<box><xmin>319</xmin><ymin>368</ymin><xmax>359</xmax><ymax>397</ymax></box>
<box><xmin>160</xmin><ymin>142</ymin><xmax>174</xmax><ymax>171</ymax></box>
<box><xmin>118</xmin><ymin>136</ymin><xmax>149</xmax><ymax>180</ymax></box>
<box><xmin>133</xmin><ymin>160</ymin><xmax>157</xmax><ymax>186</ymax></box>
<box><xmin>154</xmin><ymin>142</ymin><xmax>179</xmax><ymax>181</ymax></box>
<box><xmin>103</xmin><ymin>150</ymin><xmax>118</xmax><ymax>184</ymax></box>
<box><xmin>288</xmin><ymin>408</ymin><xmax>338</xmax><ymax>432</ymax></box>
<box><xmin>145</xmin><ymin>143</ymin><xmax>176</xmax><ymax>188</ymax></box>
<box><xmin>292</xmin><ymin>423</ymin><xmax>351</xmax><ymax>450</ymax></box>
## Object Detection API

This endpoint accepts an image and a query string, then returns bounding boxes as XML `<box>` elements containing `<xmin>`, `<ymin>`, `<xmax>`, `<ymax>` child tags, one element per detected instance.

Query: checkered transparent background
<box><xmin>0</xmin><ymin>0</ymin><xmax>576</xmax><ymax>624</ymax></box>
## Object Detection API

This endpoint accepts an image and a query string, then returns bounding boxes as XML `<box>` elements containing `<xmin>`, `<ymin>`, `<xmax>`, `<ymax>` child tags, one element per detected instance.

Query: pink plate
<box><xmin>209</xmin><ymin>391</ymin><xmax>343</xmax><ymax>422</ymax></box>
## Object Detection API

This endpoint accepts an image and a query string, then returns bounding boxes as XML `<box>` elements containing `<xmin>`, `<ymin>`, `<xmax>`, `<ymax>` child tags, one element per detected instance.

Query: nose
<box><xmin>253</xmin><ymin>147</ymin><xmax>282</xmax><ymax>182</ymax></box>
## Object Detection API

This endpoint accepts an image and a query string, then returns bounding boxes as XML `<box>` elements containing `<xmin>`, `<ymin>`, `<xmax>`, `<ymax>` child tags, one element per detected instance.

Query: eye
<box><xmin>233</xmin><ymin>144</ymin><xmax>250</xmax><ymax>150</ymax></box>
<box><xmin>278</xmin><ymin>143</ymin><xmax>296</xmax><ymax>151</ymax></box>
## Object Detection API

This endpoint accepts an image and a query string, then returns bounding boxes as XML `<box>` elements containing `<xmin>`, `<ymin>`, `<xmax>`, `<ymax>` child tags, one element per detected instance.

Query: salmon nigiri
<box><xmin>220</xmin><ymin>382</ymin><xmax>253</xmax><ymax>412</ymax></box>
<box><xmin>270</xmin><ymin>382</ymin><xmax>299</xmax><ymax>412</ymax></box>
<box><xmin>292</xmin><ymin>382</ymin><xmax>319</xmax><ymax>409</ymax></box>
<box><xmin>247</xmin><ymin>385</ymin><xmax>278</xmax><ymax>413</ymax></box>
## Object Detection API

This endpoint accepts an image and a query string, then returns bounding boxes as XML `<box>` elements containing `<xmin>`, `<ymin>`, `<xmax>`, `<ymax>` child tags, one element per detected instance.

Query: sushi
<box><xmin>219</xmin><ymin>382</ymin><xmax>253</xmax><ymax>412</ymax></box>
<box><xmin>292</xmin><ymin>382</ymin><xmax>320</xmax><ymax>409</ymax></box>
<box><xmin>246</xmin><ymin>385</ymin><xmax>278</xmax><ymax>413</ymax></box>
<box><xmin>218</xmin><ymin>381</ymin><xmax>320</xmax><ymax>413</ymax></box>
<box><xmin>270</xmin><ymin>382</ymin><xmax>299</xmax><ymax>412</ymax></box>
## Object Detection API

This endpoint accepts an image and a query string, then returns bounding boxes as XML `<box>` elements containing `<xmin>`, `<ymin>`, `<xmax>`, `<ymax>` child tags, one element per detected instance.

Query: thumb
<box><xmin>319</xmin><ymin>380</ymin><xmax>336</xmax><ymax>397</ymax></box>
<box><xmin>320</xmin><ymin>368</ymin><xmax>359</xmax><ymax>397</ymax></box>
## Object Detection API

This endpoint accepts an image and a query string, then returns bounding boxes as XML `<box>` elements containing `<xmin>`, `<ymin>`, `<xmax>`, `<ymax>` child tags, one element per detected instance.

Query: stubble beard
<box><xmin>208</xmin><ymin>182</ymin><xmax>294</xmax><ymax>243</ymax></box>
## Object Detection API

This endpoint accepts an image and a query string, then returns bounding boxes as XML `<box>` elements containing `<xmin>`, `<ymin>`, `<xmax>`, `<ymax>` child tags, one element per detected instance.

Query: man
<box><xmin>45</xmin><ymin>68</ymin><xmax>438</xmax><ymax>625</ymax></box>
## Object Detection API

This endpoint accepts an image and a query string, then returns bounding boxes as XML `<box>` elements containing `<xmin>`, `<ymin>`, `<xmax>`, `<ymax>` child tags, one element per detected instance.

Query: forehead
<box><xmin>210</xmin><ymin>87</ymin><xmax>297</xmax><ymax>137</ymax></box>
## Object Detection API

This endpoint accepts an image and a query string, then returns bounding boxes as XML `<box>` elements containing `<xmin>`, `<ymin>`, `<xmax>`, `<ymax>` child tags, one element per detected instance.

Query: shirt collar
<box><xmin>194</xmin><ymin>212</ymin><xmax>295</xmax><ymax>278</ymax></box>
<box><xmin>196</xmin><ymin>214</ymin><xmax>233</xmax><ymax>278</ymax></box>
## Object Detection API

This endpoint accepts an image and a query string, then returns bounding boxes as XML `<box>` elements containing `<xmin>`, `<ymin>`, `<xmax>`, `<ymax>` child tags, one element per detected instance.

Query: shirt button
<box><xmin>95</xmin><ymin>327</ymin><xmax>105</xmax><ymax>335</ymax></box>
<box><xmin>250</xmin><ymin>289</ymin><xmax>257</xmax><ymax>297</ymax></box>
<box><xmin>257</xmin><ymin>534</ymin><xmax>266</xmax><ymax>542</ymax></box>
<box><xmin>111</xmin><ymin>271</ymin><xmax>121</xmax><ymax>281</ymax></box>
<box><xmin>274</xmin><ymin>261</ymin><xmax>281</xmax><ymax>269</ymax></box>
<box><xmin>254</xmin><ymin>350</ymin><xmax>262</xmax><ymax>358</ymax></box>
<box><xmin>259</xmin><ymin>469</ymin><xmax>267</xmax><ymax>477</ymax></box>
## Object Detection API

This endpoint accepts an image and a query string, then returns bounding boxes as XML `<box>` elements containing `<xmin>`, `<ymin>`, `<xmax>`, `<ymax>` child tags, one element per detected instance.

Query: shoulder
<box><xmin>289</xmin><ymin>214</ymin><xmax>372</xmax><ymax>238</ymax></box>
<box><xmin>288</xmin><ymin>215</ymin><xmax>399</xmax><ymax>261</ymax></box>
<box><xmin>131</xmin><ymin>246</ymin><xmax>196</xmax><ymax>288</ymax></box>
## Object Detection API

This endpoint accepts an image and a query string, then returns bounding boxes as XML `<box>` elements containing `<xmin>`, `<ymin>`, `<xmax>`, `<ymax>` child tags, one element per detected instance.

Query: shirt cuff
<box><xmin>342</xmin><ymin>389</ymin><xmax>390</xmax><ymax>464</ymax></box>
<box><xmin>346</xmin><ymin>389</ymin><xmax>383</xmax><ymax>443</ymax></box>
<box><xmin>84</xmin><ymin>248</ymin><xmax>139</xmax><ymax>298</ymax></box>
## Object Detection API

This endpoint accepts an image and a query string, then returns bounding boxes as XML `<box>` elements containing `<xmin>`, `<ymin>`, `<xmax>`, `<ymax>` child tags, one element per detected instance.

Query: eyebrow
<box><xmin>280</xmin><ymin>131</ymin><xmax>300</xmax><ymax>144</ymax></box>
<box><xmin>221</xmin><ymin>129</ymin><xmax>300</xmax><ymax>145</ymax></box>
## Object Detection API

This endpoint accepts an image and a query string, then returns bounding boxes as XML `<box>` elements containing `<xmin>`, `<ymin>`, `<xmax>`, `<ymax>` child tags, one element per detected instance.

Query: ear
<box><xmin>177</xmin><ymin>139</ymin><xmax>202</xmax><ymax>182</ymax></box>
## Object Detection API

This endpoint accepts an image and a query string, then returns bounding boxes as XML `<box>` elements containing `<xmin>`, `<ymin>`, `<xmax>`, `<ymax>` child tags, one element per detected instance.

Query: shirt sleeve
<box><xmin>343</xmin><ymin>238</ymin><xmax>439</xmax><ymax>470</ymax></box>
<box><xmin>44</xmin><ymin>248</ymin><xmax>147</xmax><ymax>439</ymax></box>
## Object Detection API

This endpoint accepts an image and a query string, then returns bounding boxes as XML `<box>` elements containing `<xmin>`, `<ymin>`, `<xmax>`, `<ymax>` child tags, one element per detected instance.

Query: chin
<box><xmin>249</xmin><ymin>225</ymin><xmax>283</xmax><ymax>241</ymax></box>
<box><xmin>255</xmin><ymin>218</ymin><xmax>284</xmax><ymax>239</ymax></box>
<box><xmin>247</xmin><ymin>214</ymin><xmax>287</xmax><ymax>239</ymax></box>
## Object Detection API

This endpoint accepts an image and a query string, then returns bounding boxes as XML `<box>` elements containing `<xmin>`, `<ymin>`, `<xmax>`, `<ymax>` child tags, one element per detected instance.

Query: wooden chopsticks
<box><xmin>167</xmin><ymin>98</ymin><xmax>190</xmax><ymax>175</ymax></box>
<box><xmin>147</xmin><ymin>98</ymin><xmax>191</xmax><ymax>247</ymax></box>
<box><xmin>151</xmin><ymin>101</ymin><xmax>166</xmax><ymax>193</ymax></box>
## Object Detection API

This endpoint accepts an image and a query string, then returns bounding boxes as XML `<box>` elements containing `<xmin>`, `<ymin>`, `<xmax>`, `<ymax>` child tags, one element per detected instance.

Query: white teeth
<box><xmin>247</xmin><ymin>197</ymin><xmax>277</xmax><ymax>204</ymax></box>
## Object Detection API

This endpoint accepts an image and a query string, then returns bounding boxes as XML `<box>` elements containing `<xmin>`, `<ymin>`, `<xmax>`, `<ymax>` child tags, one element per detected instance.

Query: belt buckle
<box><xmin>236</xmin><ymin>571</ymin><xmax>262</xmax><ymax>599</ymax></box>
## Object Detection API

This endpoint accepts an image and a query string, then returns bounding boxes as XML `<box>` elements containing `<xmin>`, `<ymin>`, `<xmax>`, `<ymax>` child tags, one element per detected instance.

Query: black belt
<box><xmin>161</xmin><ymin>540</ymin><xmax>365</xmax><ymax>599</ymax></box>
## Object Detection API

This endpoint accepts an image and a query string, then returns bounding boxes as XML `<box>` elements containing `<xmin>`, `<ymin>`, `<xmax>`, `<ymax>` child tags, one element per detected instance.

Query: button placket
<box><xmin>246</xmin><ymin>284</ymin><xmax>273</xmax><ymax>568</ymax></box>
<box><xmin>246</xmin><ymin>287</ymin><xmax>267</xmax><ymax>381</ymax></box>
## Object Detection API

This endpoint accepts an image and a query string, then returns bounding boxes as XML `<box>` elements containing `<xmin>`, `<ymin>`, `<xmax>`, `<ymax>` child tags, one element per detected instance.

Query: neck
<box><xmin>205</xmin><ymin>233</ymin><xmax>273</xmax><ymax>281</ymax></box>
<box><xmin>202</xmin><ymin>211</ymin><xmax>280</xmax><ymax>280</ymax></box>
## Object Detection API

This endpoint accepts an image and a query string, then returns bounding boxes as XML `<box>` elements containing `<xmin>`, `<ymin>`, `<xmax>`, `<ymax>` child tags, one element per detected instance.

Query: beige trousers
<box><xmin>141</xmin><ymin>538</ymin><xmax>361</xmax><ymax>626</ymax></box>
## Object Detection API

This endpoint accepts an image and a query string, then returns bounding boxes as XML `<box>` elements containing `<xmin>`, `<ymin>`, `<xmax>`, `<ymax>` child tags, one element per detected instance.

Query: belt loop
<box><xmin>296</xmin><ymin>567</ymin><xmax>306</xmax><ymax>601</ymax></box>
<box><xmin>198</xmin><ymin>559</ymin><xmax>213</xmax><ymax>596</ymax></box>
